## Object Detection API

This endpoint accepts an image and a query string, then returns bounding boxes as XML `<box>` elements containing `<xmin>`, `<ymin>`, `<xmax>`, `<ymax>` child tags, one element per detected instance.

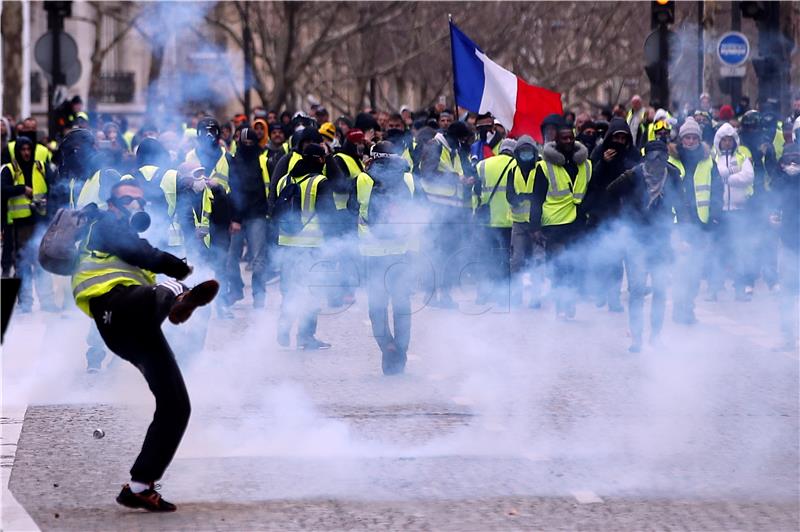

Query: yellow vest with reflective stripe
<box><xmin>258</xmin><ymin>151</ymin><xmax>272</xmax><ymax>206</ymax></box>
<box><xmin>356</xmin><ymin>171</ymin><xmax>415</xmax><ymax>256</ymax></box>
<box><xmin>73</xmin><ymin>170</ymin><xmax>107</xmax><ymax>210</ymax></box>
<box><xmin>276</xmin><ymin>173</ymin><xmax>327</xmax><ymax>248</ymax></box>
<box><xmin>122</xmin><ymin>166</ymin><xmax>182</xmax><ymax>246</ymax></box>
<box><xmin>185</xmin><ymin>148</ymin><xmax>230</xmax><ymax>192</ymax></box>
<box><xmin>509</xmin><ymin>166</ymin><xmax>536</xmax><ymax>223</ymax></box>
<box><xmin>668</xmin><ymin>155</ymin><xmax>713</xmax><ymax>223</ymax></box>
<box><xmin>8</xmin><ymin>142</ymin><xmax>51</xmax><ymax>166</ymax></box>
<box><xmin>711</xmin><ymin>147</ymin><xmax>754</xmax><ymax>198</ymax></box>
<box><xmin>5</xmin><ymin>161</ymin><xmax>47</xmax><ymax>221</ymax></box>
<box><xmin>71</xmin><ymin>221</ymin><xmax>157</xmax><ymax>317</ymax></box>
<box><xmin>475</xmin><ymin>154</ymin><xmax>514</xmax><ymax>228</ymax></box>
<box><xmin>538</xmin><ymin>158</ymin><xmax>591</xmax><ymax>227</ymax></box>
<box><xmin>332</xmin><ymin>152</ymin><xmax>362</xmax><ymax>210</ymax></box>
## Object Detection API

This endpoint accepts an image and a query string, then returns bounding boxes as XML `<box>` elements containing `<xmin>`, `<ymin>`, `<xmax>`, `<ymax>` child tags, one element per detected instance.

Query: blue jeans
<box><xmin>228</xmin><ymin>217</ymin><xmax>269</xmax><ymax>297</ymax></box>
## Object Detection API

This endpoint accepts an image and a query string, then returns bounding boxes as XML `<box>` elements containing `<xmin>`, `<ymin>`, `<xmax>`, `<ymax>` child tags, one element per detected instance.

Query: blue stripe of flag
<box><xmin>449</xmin><ymin>21</ymin><xmax>485</xmax><ymax>112</ymax></box>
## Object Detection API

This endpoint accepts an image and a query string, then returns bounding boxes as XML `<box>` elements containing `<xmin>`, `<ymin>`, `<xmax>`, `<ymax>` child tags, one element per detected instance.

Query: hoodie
<box><xmin>528</xmin><ymin>140</ymin><xmax>589</xmax><ymax>231</ymax></box>
<box><xmin>584</xmin><ymin>117</ymin><xmax>639</xmax><ymax>223</ymax></box>
<box><xmin>712</xmin><ymin>122</ymin><xmax>754</xmax><ymax>211</ymax></box>
<box><xmin>0</xmin><ymin>136</ymin><xmax>52</xmax><ymax>226</ymax></box>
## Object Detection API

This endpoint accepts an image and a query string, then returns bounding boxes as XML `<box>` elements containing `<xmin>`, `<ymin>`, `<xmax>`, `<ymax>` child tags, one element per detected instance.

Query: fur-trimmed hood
<box><xmin>542</xmin><ymin>141</ymin><xmax>588</xmax><ymax>166</ymax></box>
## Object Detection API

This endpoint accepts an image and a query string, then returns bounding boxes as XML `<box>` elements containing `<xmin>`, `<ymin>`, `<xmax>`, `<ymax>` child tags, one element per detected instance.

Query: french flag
<box><xmin>450</xmin><ymin>21</ymin><xmax>563</xmax><ymax>144</ymax></box>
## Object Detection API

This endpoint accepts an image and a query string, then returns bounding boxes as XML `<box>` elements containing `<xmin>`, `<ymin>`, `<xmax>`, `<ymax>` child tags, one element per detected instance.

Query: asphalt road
<box><xmin>3</xmin><ymin>278</ymin><xmax>798</xmax><ymax>530</ymax></box>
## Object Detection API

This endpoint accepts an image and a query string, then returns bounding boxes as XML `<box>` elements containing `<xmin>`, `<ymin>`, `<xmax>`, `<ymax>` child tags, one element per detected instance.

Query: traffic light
<box><xmin>651</xmin><ymin>0</ymin><xmax>674</xmax><ymax>29</ymax></box>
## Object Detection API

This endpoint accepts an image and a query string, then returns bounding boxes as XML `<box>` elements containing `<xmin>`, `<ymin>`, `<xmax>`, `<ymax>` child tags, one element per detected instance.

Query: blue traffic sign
<box><xmin>717</xmin><ymin>32</ymin><xmax>750</xmax><ymax>66</ymax></box>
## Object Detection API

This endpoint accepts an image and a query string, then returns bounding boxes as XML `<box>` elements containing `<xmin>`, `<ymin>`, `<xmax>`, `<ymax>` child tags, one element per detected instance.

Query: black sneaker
<box><xmin>116</xmin><ymin>484</ymin><xmax>176</xmax><ymax>512</ymax></box>
<box><xmin>169</xmin><ymin>280</ymin><xmax>220</xmax><ymax>324</ymax></box>
<box><xmin>298</xmin><ymin>337</ymin><xmax>331</xmax><ymax>350</ymax></box>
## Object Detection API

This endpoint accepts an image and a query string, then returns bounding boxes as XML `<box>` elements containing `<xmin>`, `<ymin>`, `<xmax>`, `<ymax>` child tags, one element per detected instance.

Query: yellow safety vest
<box><xmin>122</xmin><ymin>165</ymin><xmax>182</xmax><ymax>246</ymax></box>
<box><xmin>668</xmin><ymin>155</ymin><xmax>713</xmax><ymax>223</ymax></box>
<box><xmin>711</xmin><ymin>147</ymin><xmax>754</xmax><ymax>198</ymax></box>
<box><xmin>8</xmin><ymin>142</ymin><xmax>51</xmax><ymax>165</ymax></box>
<box><xmin>5</xmin><ymin>161</ymin><xmax>47</xmax><ymax>221</ymax></box>
<box><xmin>356</xmin><ymin>171</ymin><xmax>415</xmax><ymax>256</ymax></box>
<box><xmin>331</xmin><ymin>152</ymin><xmax>363</xmax><ymax>210</ymax></box>
<box><xmin>276</xmin><ymin>173</ymin><xmax>327</xmax><ymax>248</ymax></box>
<box><xmin>192</xmin><ymin>186</ymin><xmax>213</xmax><ymax>249</ymax></box>
<box><xmin>71</xmin><ymin>221</ymin><xmax>156</xmax><ymax>317</ymax></box>
<box><xmin>475</xmin><ymin>154</ymin><xmax>515</xmax><ymax>228</ymax></box>
<box><xmin>538</xmin><ymin>158</ymin><xmax>592</xmax><ymax>227</ymax></box>
<box><xmin>185</xmin><ymin>148</ymin><xmax>230</xmax><ymax>192</ymax></box>
<box><xmin>258</xmin><ymin>151</ymin><xmax>272</xmax><ymax>206</ymax></box>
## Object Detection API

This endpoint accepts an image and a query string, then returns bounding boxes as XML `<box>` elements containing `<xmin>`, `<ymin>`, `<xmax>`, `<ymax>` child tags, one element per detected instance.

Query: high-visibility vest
<box><xmin>192</xmin><ymin>188</ymin><xmax>212</xmax><ymax>249</ymax></box>
<box><xmin>331</xmin><ymin>152</ymin><xmax>363</xmax><ymax>210</ymax></box>
<box><xmin>475</xmin><ymin>154</ymin><xmax>515</xmax><ymax>228</ymax></box>
<box><xmin>122</xmin><ymin>165</ymin><xmax>182</xmax><ymax>246</ymax></box>
<box><xmin>8</xmin><ymin>142</ymin><xmax>51</xmax><ymax>166</ymax></box>
<box><xmin>668</xmin><ymin>155</ymin><xmax>713</xmax><ymax>223</ymax></box>
<box><xmin>711</xmin><ymin>147</ymin><xmax>754</xmax><ymax>198</ymax></box>
<box><xmin>258</xmin><ymin>151</ymin><xmax>272</xmax><ymax>206</ymax></box>
<box><xmin>71</xmin><ymin>220</ymin><xmax>156</xmax><ymax>317</ymax></box>
<box><xmin>185</xmin><ymin>148</ymin><xmax>230</xmax><ymax>192</ymax></box>
<box><xmin>419</xmin><ymin>142</ymin><xmax>469</xmax><ymax>208</ymax></box>
<box><xmin>508</xmin><ymin>165</ymin><xmax>535</xmax><ymax>223</ymax></box>
<box><xmin>5</xmin><ymin>161</ymin><xmax>47</xmax><ymax>221</ymax></box>
<box><xmin>72</xmin><ymin>170</ymin><xmax>109</xmax><ymax>210</ymax></box>
<box><xmin>276</xmin><ymin>173</ymin><xmax>327</xmax><ymax>248</ymax></box>
<box><xmin>355</xmin><ymin>171</ymin><xmax>415</xmax><ymax>256</ymax></box>
<box><xmin>538</xmin><ymin>158</ymin><xmax>592</xmax><ymax>227</ymax></box>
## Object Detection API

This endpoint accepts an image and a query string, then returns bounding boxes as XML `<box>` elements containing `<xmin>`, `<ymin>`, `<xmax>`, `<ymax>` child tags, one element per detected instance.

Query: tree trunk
<box><xmin>145</xmin><ymin>43</ymin><xmax>164</xmax><ymax>116</ymax></box>
<box><xmin>1</xmin><ymin>2</ymin><xmax>23</xmax><ymax>119</ymax></box>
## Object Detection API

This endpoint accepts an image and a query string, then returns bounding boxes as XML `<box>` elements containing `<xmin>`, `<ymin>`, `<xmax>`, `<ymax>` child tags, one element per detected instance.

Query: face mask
<box><xmin>192</xmin><ymin>178</ymin><xmax>207</xmax><ymax>193</ymax></box>
<box><xmin>113</xmin><ymin>196</ymin><xmax>151</xmax><ymax>232</ymax></box>
<box><xmin>609</xmin><ymin>140</ymin><xmax>627</xmax><ymax>153</ymax></box>
<box><xmin>517</xmin><ymin>150</ymin><xmax>535</xmax><ymax>163</ymax></box>
<box><xmin>385</xmin><ymin>128</ymin><xmax>404</xmax><ymax>142</ymax></box>
<box><xmin>782</xmin><ymin>162</ymin><xmax>800</xmax><ymax>176</ymax></box>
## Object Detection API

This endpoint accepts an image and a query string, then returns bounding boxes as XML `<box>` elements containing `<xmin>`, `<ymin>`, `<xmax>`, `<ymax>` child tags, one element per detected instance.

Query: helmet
<box><xmin>196</xmin><ymin>117</ymin><xmax>221</xmax><ymax>139</ymax></box>
<box><xmin>318</xmin><ymin>122</ymin><xmax>336</xmax><ymax>142</ymax></box>
<box><xmin>740</xmin><ymin>110</ymin><xmax>761</xmax><ymax>130</ymax></box>
<box><xmin>653</xmin><ymin>119</ymin><xmax>672</xmax><ymax>133</ymax></box>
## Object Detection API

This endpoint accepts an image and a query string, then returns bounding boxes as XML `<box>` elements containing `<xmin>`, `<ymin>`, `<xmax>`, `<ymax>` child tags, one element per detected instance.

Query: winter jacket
<box><xmin>584</xmin><ymin>117</ymin><xmax>640</xmax><ymax>224</ymax></box>
<box><xmin>230</xmin><ymin>147</ymin><xmax>269</xmax><ymax>223</ymax></box>
<box><xmin>712</xmin><ymin>123</ymin><xmax>755</xmax><ymax>212</ymax></box>
<box><xmin>529</xmin><ymin>140</ymin><xmax>589</xmax><ymax>231</ymax></box>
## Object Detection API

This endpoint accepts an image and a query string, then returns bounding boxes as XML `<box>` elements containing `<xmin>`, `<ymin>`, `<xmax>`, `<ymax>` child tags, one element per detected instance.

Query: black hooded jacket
<box><xmin>230</xmin><ymin>137</ymin><xmax>269</xmax><ymax>223</ymax></box>
<box><xmin>1</xmin><ymin>137</ymin><xmax>54</xmax><ymax>226</ymax></box>
<box><xmin>583</xmin><ymin>117</ymin><xmax>640</xmax><ymax>223</ymax></box>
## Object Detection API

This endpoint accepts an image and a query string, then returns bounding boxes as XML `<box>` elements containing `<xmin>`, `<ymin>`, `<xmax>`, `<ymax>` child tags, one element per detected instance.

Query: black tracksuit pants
<box><xmin>89</xmin><ymin>284</ymin><xmax>190</xmax><ymax>484</ymax></box>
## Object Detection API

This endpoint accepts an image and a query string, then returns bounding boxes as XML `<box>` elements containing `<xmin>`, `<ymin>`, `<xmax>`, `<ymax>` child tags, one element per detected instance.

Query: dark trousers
<box><xmin>278</xmin><ymin>246</ymin><xmax>322</xmax><ymax>341</ymax></box>
<box><xmin>543</xmin><ymin>222</ymin><xmax>578</xmax><ymax>313</ymax></box>
<box><xmin>625</xmin><ymin>240</ymin><xmax>670</xmax><ymax>344</ymax></box>
<box><xmin>366</xmin><ymin>254</ymin><xmax>412</xmax><ymax>357</ymax></box>
<box><xmin>209</xmin><ymin>222</ymin><xmax>231</xmax><ymax>308</ymax></box>
<box><xmin>427</xmin><ymin>206</ymin><xmax>468</xmax><ymax>298</ymax></box>
<box><xmin>89</xmin><ymin>284</ymin><xmax>190</xmax><ymax>483</ymax></box>
<box><xmin>228</xmin><ymin>216</ymin><xmax>269</xmax><ymax>299</ymax></box>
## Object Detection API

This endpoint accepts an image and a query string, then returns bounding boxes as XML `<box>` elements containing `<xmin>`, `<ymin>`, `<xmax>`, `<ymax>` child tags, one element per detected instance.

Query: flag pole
<box><xmin>448</xmin><ymin>13</ymin><xmax>459</xmax><ymax>119</ymax></box>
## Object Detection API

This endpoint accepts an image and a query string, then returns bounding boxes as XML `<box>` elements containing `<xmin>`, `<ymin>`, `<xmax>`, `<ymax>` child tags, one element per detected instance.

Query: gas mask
<box><xmin>111</xmin><ymin>195</ymin><xmax>151</xmax><ymax>232</ymax></box>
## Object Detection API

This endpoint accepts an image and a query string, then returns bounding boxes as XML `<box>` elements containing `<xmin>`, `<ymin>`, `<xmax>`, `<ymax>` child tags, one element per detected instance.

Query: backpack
<box><xmin>273</xmin><ymin>174</ymin><xmax>314</xmax><ymax>235</ymax></box>
<box><xmin>366</xmin><ymin>181</ymin><xmax>408</xmax><ymax>240</ymax></box>
<box><xmin>38</xmin><ymin>204</ymin><xmax>100</xmax><ymax>275</ymax></box>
